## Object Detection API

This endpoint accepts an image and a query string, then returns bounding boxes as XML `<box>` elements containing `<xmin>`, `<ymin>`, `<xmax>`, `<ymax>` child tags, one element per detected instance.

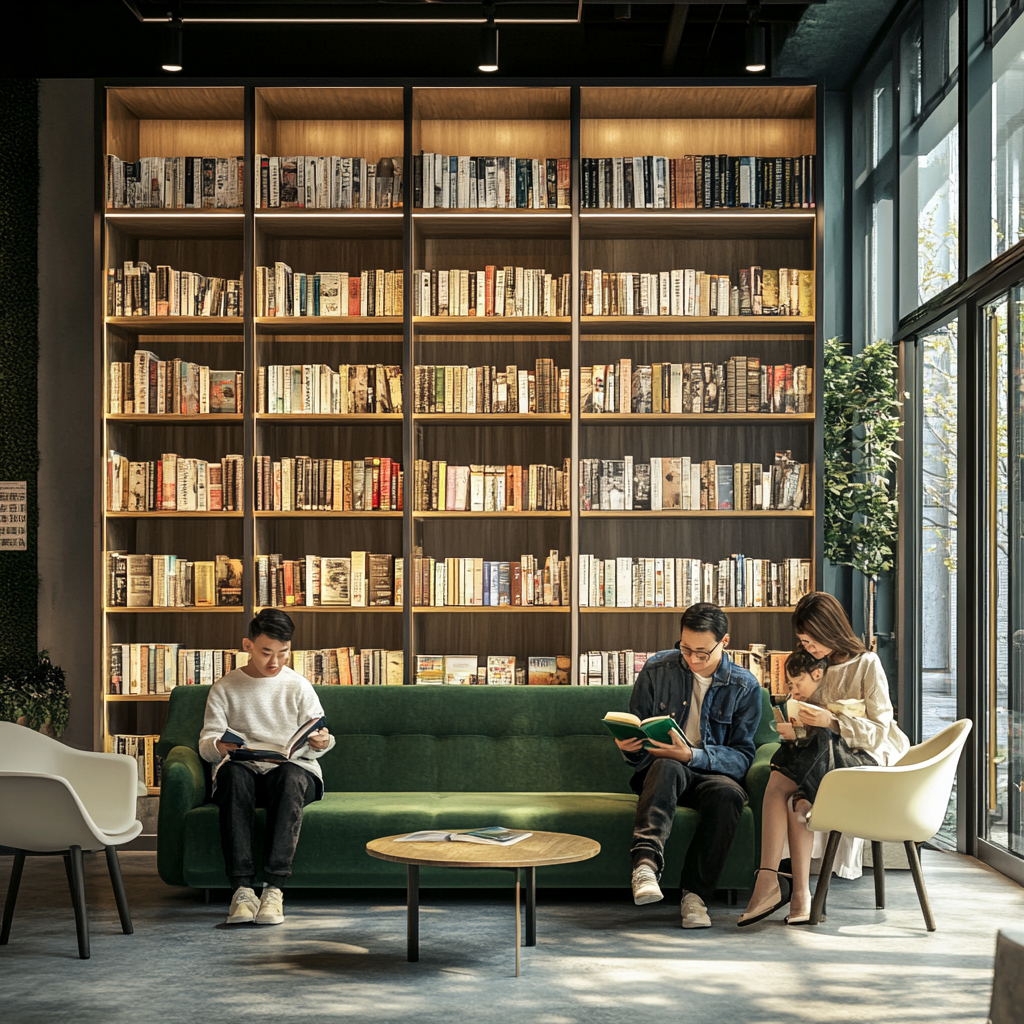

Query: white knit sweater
<box><xmin>198</xmin><ymin>666</ymin><xmax>336</xmax><ymax>796</ymax></box>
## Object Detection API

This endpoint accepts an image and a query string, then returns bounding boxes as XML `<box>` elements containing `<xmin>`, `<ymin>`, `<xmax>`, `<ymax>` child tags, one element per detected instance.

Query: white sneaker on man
<box><xmin>681</xmin><ymin>891</ymin><xmax>712</xmax><ymax>928</ymax></box>
<box><xmin>632</xmin><ymin>865</ymin><xmax>664</xmax><ymax>905</ymax></box>
<box><xmin>225</xmin><ymin>886</ymin><xmax>260</xmax><ymax>925</ymax></box>
<box><xmin>255</xmin><ymin>886</ymin><xmax>285</xmax><ymax>925</ymax></box>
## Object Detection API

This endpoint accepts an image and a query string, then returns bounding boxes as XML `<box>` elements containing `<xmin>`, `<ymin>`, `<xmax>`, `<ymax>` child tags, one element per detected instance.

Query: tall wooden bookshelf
<box><xmin>98</xmin><ymin>80</ymin><xmax>823</xmax><ymax>780</ymax></box>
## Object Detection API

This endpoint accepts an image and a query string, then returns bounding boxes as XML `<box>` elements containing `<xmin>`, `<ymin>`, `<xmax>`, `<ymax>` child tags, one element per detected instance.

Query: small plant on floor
<box><xmin>0</xmin><ymin>650</ymin><xmax>71</xmax><ymax>736</ymax></box>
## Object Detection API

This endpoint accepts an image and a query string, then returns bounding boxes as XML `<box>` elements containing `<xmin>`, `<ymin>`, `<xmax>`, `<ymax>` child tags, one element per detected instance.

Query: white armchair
<box><xmin>0</xmin><ymin>721</ymin><xmax>143</xmax><ymax>958</ymax></box>
<box><xmin>806</xmin><ymin>719</ymin><xmax>972</xmax><ymax>929</ymax></box>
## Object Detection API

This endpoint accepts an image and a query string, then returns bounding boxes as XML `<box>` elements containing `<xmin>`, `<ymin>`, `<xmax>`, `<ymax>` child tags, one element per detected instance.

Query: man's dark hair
<box><xmin>248</xmin><ymin>608</ymin><xmax>295</xmax><ymax>643</ymax></box>
<box><xmin>679</xmin><ymin>603</ymin><xmax>729</xmax><ymax>642</ymax></box>
<box><xmin>785</xmin><ymin>648</ymin><xmax>829</xmax><ymax>679</ymax></box>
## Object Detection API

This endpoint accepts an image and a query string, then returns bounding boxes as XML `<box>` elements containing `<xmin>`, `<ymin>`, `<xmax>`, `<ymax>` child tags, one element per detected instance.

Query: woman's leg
<box><xmin>787</xmin><ymin>796</ymin><xmax>814</xmax><ymax>917</ymax></box>
<box><xmin>745</xmin><ymin>770</ymin><xmax>798</xmax><ymax>911</ymax></box>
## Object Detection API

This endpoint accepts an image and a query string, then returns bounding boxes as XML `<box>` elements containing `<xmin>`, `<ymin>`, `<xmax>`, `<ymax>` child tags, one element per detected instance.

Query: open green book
<box><xmin>602</xmin><ymin>712</ymin><xmax>689</xmax><ymax>747</ymax></box>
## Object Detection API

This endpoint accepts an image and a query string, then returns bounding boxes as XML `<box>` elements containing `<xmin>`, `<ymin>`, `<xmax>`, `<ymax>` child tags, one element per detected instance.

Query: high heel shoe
<box><xmin>737</xmin><ymin>868</ymin><xmax>792</xmax><ymax>927</ymax></box>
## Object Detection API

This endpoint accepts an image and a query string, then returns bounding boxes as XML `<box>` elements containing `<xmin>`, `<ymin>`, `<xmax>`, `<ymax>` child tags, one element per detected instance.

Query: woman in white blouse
<box><xmin>738</xmin><ymin>591</ymin><xmax>909</xmax><ymax>927</ymax></box>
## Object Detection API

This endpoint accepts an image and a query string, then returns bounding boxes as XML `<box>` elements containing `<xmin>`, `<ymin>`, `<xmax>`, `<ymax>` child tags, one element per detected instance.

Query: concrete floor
<box><xmin>0</xmin><ymin>849</ymin><xmax>1017</xmax><ymax>1024</ymax></box>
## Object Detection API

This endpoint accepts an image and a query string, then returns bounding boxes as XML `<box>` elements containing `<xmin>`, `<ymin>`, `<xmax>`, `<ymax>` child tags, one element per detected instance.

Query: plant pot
<box><xmin>15</xmin><ymin>716</ymin><xmax>56</xmax><ymax>737</ymax></box>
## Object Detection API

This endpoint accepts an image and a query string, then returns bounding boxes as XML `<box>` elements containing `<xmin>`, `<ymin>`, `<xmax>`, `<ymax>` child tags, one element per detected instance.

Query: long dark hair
<box><xmin>792</xmin><ymin>592</ymin><xmax>865</xmax><ymax>665</ymax></box>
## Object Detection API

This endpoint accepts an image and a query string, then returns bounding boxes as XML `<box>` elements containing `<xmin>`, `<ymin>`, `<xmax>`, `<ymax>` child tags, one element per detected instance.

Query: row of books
<box><xmin>413</xmin><ymin>654</ymin><xmax>571</xmax><ymax>685</ymax></box>
<box><xmin>254</xmin><ymin>456</ymin><xmax>402</xmax><ymax>512</ymax></box>
<box><xmin>106</xmin><ymin>552</ymin><xmax>243</xmax><ymax>607</ymax></box>
<box><xmin>255</xmin><ymin>266</ymin><xmax>403</xmax><ymax>318</ymax></box>
<box><xmin>106</xmin><ymin>262</ymin><xmax>242</xmax><ymax>318</ymax></box>
<box><xmin>579</xmin><ymin>155</ymin><xmax>816</xmax><ymax>210</ymax></box>
<box><xmin>413</xmin><ymin>361</ymin><xmax>569</xmax><ymax>415</ymax></box>
<box><xmin>580</xmin><ymin>646</ymin><xmax>791</xmax><ymax>689</ymax></box>
<box><xmin>105</xmin><ymin>155</ymin><xmax>244</xmax><ymax>209</ymax></box>
<box><xmin>108</xmin><ymin>354</ymin><xmax>241</xmax><ymax>415</ymax></box>
<box><xmin>255</xmin><ymin>155</ymin><xmax>404</xmax><ymax>209</ymax></box>
<box><xmin>294</xmin><ymin>648</ymin><xmax>404</xmax><ymax>686</ymax></box>
<box><xmin>580</xmin><ymin>267</ymin><xmax>814</xmax><ymax>317</ymax></box>
<box><xmin>255</xmin><ymin>552</ymin><xmax>400</xmax><ymax>608</ymax></box>
<box><xmin>582</xmin><ymin>359</ymin><xmax>813</xmax><ymax>416</ymax></box>
<box><xmin>579</xmin><ymin>452</ymin><xmax>810</xmax><ymax>512</ymax></box>
<box><xmin>106</xmin><ymin>453</ymin><xmax>244</xmax><ymax>513</ymax></box>
<box><xmin>413</xmin><ymin>155</ymin><xmax>570</xmax><ymax>210</ymax></box>
<box><xmin>256</xmin><ymin>363</ymin><xmax>403</xmax><ymax>415</ymax></box>
<box><xmin>108</xmin><ymin>645</ymin><xmax>250</xmax><ymax>694</ymax></box>
<box><xmin>413</xmin><ymin>459</ymin><xmax>571</xmax><ymax>513</ymax></box>
<box><xmin>111</xmin><ymin>735</ymin><xmax>162</xmax><ymax>789</ymax></box>
<box><xmin>410</xmin><ymin>267</ymin><xmax>572</xmax><ymax>318</ymax></box>
<box><xmin>411</xmin><ymin>551</ymin><xmax>569</xmax><ymax>607</ymax></box>
<box><xmin>578</xmin><ymin>554</ymin><xmax>812</xmax><ymax>609</ymax></box>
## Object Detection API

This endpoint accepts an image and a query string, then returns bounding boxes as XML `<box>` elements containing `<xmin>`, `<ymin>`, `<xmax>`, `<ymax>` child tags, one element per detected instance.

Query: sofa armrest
<box><xmin>157</xmin><ymin>745</ymin><xmax>207</xmax><ymax>886</ymax></box>
<box><xmin>745</xmin><ymin>741</ymin><xmax>780</xmax><ymax>870</ymax></box>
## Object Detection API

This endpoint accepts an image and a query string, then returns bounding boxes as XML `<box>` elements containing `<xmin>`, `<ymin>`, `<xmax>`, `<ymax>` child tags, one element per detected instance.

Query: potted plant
<box><xmin>823</xmin><ymin>337</ymin><xmax>902</xmax><ymax>650</ymax></box>
<box><xmin>0</xmin><ymin>651</ymin><xmax>71</xmax><ymax>737</ymax></box>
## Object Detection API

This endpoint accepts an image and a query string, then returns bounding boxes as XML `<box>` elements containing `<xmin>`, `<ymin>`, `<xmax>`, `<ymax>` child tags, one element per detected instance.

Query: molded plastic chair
<box><xmin>806</xmin><ymin>719</ymin><xmax>972</xmax><ymax>930</ymax></box>
<box><xmin>0</xmin><ymin>721</ymin><xmax>143</xmax><ymax>958</ymax></box>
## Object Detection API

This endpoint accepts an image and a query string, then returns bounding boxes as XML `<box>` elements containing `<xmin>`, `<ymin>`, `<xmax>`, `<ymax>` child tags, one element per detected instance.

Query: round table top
<box><xmin>365</xmin><ymin>830</ymin><xmax>601</xmax><ymax>870</ymax></box>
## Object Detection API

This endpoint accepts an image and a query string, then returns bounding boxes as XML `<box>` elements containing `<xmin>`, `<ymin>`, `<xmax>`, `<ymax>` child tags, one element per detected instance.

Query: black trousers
<box><xmin>630</xmin><ymin>758</ymin><xmax>748</xmax><ymax>902</ymax></box>
<box><xmin>212</xmin><ymin>761</ymin><xmax>316</xmax><ymax>890</ymax></box>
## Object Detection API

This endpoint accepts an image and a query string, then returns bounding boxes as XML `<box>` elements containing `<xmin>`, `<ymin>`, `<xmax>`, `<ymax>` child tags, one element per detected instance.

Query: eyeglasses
<box><xmin>680</xmin><ymin>640</ymin><xmax>722</xmax><ymax>665</ymax></box>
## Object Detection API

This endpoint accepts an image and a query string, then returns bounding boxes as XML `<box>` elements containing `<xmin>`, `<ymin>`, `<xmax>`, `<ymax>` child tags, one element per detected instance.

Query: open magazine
<box><xmin>221</xmin><ymin>716</ymin><xmax>326</xmax><ymax>763</ymax></box>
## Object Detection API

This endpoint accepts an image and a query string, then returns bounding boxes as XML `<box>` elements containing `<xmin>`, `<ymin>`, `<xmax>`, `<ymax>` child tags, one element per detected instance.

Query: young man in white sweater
<box><xmin>199</xmin><ymin>609</ymin><xmax>335</xmax><ymax>926</ymax></box>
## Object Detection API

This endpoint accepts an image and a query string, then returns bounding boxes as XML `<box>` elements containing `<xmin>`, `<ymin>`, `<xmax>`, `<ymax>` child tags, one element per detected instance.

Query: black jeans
<box><xmin>630</xmin><ymin>758</ymin><xmax>748</xmax><ymax>902</ymax></box>
<box><xmin>212</xmin><ymin>761</ymin><xmax>316</xmax><ymax>890</ymax></box>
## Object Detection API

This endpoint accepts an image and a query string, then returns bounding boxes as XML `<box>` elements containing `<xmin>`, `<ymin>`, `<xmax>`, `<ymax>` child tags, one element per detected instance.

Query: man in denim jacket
<box><xmin>614</xmin><ymin>602</ymin><xmax>761</xmax><ymax>928</ymax></box>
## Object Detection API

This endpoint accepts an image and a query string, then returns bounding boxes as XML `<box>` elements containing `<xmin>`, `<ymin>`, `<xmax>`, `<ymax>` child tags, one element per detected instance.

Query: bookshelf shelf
<box><xmin>105</xmin><ymin>316</ymin><xmax>244</xmax><ymax>335</ymax></box>
<box><xmin>99</xmin><ymin>78</ymin><xmax>821</xmax><ymax>723</ymax></box>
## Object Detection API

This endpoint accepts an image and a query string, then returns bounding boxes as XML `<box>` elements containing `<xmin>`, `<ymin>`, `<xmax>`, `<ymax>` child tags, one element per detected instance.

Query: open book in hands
<box><xmin>221</xmin><ymin>716</ymin><xmax>327</xmax><ymax>763</ymax></box>
<box><xmin>602</xmin><ymin>712</ymin><xmax>689</xmax><ymax>748</ymax></box>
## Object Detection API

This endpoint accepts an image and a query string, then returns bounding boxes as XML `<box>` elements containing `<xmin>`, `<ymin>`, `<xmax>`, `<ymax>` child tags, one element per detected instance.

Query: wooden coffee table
<box><xmin>366</xmin><ymin>831</ymin><xmax>600</xmax><ymax>976</ymax></box>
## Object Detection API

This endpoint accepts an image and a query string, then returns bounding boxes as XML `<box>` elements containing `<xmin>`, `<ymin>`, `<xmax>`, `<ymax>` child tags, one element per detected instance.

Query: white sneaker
<box><xmin>225</xmin><ymin>886</ymin><xmax>259</xmax><ymax>925</ymax></box>
<box><xmin>255</xmin><ymin>886</ymin><xmax>285</xmax><ymax>925</ymax></box>
<box><xmin>632</xmin><ymin>865</ymin><xmax>664</xmax><ymax>905</ymax></box>
<box><xmin>681</xmin><ymin>891</ymin><xmax>712</xmax><ymax>929</ymax></box>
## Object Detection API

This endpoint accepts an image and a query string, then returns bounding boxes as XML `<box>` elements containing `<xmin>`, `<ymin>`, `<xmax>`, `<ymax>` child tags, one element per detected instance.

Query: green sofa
<box><xmin>156</xmin><ymin>684</ymin><xmax>780</xmax><ymax>891</ymax></box>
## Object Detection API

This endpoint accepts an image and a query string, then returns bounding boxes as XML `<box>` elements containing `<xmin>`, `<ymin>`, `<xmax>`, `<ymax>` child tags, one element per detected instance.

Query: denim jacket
<box><xmin>621</xmin><ymin>647</ymin><xmax>762</xmax><ymax>782</ymax></box>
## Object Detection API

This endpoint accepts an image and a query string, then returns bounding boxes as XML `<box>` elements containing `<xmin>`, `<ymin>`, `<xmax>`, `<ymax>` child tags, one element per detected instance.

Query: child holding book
<box><xmin>738</xmin><ymin>591</ymin><xmax>909</xmax><ymax>928</ymax></box>
<box><xmin>199</xmin><ymin>609</ymin><xmax>335</xmax><ymax>926</ymax></box>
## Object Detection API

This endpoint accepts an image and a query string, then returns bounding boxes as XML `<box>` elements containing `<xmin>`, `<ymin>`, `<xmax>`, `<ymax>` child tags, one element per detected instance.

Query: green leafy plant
<box><xmin>0</xmin><ymin>651</ymin><xmax>70</xmax><ymax>736</ymax></box>
<box><xmin>824</xmin><ymin>338</ymin><xmax>902</xmax><ymax>645</ymax></box>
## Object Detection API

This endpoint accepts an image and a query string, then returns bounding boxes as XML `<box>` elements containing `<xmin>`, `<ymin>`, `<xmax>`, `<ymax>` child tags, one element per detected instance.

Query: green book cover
<box><xmin>602</xmin><ymin>713</ymin><xmax>688</xmax><ymax>747</ymax></box>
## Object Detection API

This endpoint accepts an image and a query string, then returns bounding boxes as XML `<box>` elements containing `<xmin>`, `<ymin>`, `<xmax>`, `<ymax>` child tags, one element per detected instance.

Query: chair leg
<box><xmin>105</xmin><ymin>847</ymin><xmax>133</xmax><ymax>935</ymax></box>
<box><xmin>904</xmin><ymin>840</ymin><xmax>936</xmax><ymax>932</ymax></box>
<box><xmin>1</xmin><ymin>850</ymin><xmax>26</xmax><ymax>944</ymax></box>
<box><xmin>871</xmin><ymin>841</ymin><xmax>885</xmax><ymax>909</ymax></box>
<box><xmin>66</xmin><ymin>846</ymin><xmax>90</xmax><ymax>959</ymax></box>
<box><xmin>809</xmin><ymin>830</ymin><xmax>842</xmax><ymax>926</ymax></box>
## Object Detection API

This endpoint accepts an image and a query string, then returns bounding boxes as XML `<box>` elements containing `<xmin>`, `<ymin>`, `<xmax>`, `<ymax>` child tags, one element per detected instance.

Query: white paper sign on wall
<box><xmin>0</xmin><ymin>481</ymin><xmax>28</xmax><ymax>551</ymax></box>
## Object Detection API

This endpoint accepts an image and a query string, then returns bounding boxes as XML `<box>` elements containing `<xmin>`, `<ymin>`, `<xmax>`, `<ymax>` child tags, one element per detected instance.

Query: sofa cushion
<box><xmin>181</xmin><ymin>790</ymin><xmax>755</xmax><ymax>890</ymax></box>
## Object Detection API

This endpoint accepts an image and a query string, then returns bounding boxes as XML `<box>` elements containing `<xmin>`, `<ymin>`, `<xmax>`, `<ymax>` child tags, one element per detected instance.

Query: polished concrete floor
<box><xmin>0</xmin><ymin>849</ymin><xmax>1016</xmax><ymax>1024</ymax></box>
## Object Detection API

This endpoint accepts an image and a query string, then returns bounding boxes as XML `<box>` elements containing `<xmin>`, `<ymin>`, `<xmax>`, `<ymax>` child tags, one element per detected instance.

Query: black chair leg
<box><xmin>1</xmin><ymin>850</ymin><xmax>26</xmax><ymax>944</ymax></box>
<box><xmin>809</xmin><ymin>830</ymin><xmax>842</xmax><ymax>926</ymax></box>
<box><xmin>105</xmin><ymin>847</ymin><xmax>133</xmax><ymax>935</ymax></box>
<box><xmin>66</xmin><ymin>845</ymin><xmax>90</xmax><ymax>959</ymax></box>
<box><xmin>871</xmin><ymin>841</ymin><xmax>885</xmax><ymax>909</ymax></box>
<box><xmin>905</xmin><ymin>840</ymin><xmax>936</xmax><ymax>932</ymax></box>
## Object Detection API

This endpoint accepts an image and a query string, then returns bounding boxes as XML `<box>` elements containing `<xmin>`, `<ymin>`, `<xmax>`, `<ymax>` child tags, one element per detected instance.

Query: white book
<box><xmin>350</xmin><ymin>551</ymin><xmax>366</xmax><ymax>607</ymax></box>
<box><xmin>624</xmin><ymin>454</ymin><xmax>633</xmax><ymax>510</ymax></box>
<box><xmin>650</xmin><ymin>457</ymin><xmax>662</xmax><ymax>511</ymax></box>
<box><xmin>616</xmin><ymin>557</ymin><xmax>632</xmax><ymax>608</ymax></box>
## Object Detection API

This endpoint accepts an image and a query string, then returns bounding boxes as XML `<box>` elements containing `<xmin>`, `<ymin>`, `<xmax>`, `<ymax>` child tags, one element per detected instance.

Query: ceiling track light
<box><xmin>745</xmin><ymin>1</ymin><xmax>765</xmax><ymax>74</ymax></box>
<box><xmin>478</xmin><ymin>2</ymin><xmax>498</xmax><ymax>73</ymax></box>
<box><xmin>162</xmin><ymin>8</ymin><xmax>183</xmax><ymax>72</ymax></box>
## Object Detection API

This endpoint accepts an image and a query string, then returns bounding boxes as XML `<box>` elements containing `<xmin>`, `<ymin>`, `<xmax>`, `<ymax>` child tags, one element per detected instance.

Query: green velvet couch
<box><xmin>156</xmin><ymin>684</ymin><xmax>779</xmax><ymax>891</ymax></box>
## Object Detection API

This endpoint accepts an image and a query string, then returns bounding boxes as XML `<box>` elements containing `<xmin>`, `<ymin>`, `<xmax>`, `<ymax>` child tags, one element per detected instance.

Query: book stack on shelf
<box><xmin>580</xmin><ymin>645</ymin><xmax>792</xmax><ymax>688</ymax></box>
<box><xmin>255</xmin><ymin>154</ymin><xmax>403</xmax><ymax>209</ymax></box>
<box><xmin>112</xmin><ymin>734</ymin><xmax>163</xmax><ymax>791</ymax></box>
<box><xmin>580</xmin><ymin>154</ymin><xmax>815</xmax><ymax>209</ymax></box>
<box><xmin>98</xmin><ymin>83</ymin><xmax>821</xmax><ymax>783</ymax></box>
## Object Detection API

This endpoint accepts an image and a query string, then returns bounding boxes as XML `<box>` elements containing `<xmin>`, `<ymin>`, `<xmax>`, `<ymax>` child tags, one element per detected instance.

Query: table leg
<box><xmin>514</xmin><ymin>869</ymin><xmax>521</xmax><ymax>978</ymax></box>
<box><xmin>407</xmin><ymin>864</ymin><xmax>419</xmax><ymax>963</ymax></box>
<box><xmin>524</xmin><ymin>867</ymin><xmax>536</xmax><ymax>947</ymax></box>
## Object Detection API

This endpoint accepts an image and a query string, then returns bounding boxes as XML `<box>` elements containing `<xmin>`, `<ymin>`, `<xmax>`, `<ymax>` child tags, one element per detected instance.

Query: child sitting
<box><xmin>199</xmin><ymin>609</ymin><xmax>335</xmax><ymax>926</ymax></box>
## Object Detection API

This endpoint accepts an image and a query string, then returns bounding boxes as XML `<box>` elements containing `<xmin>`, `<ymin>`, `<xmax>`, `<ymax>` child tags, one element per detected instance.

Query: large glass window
<box><xmin>921</xmin><ymin>317</ymin><xmax>959</xmax><ymax>847</ymax></box>
<box><xmin>992</xmin><ymin>10</ymin><xmax>1024</xmax><ymax>257</ymax></box>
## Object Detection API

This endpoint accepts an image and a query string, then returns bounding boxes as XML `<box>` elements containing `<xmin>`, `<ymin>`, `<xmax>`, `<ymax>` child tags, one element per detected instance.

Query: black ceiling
<box><xmin>4</xmin><ymin>0</ymin><xmax>823</xmax><ymax>79</ymax></box>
